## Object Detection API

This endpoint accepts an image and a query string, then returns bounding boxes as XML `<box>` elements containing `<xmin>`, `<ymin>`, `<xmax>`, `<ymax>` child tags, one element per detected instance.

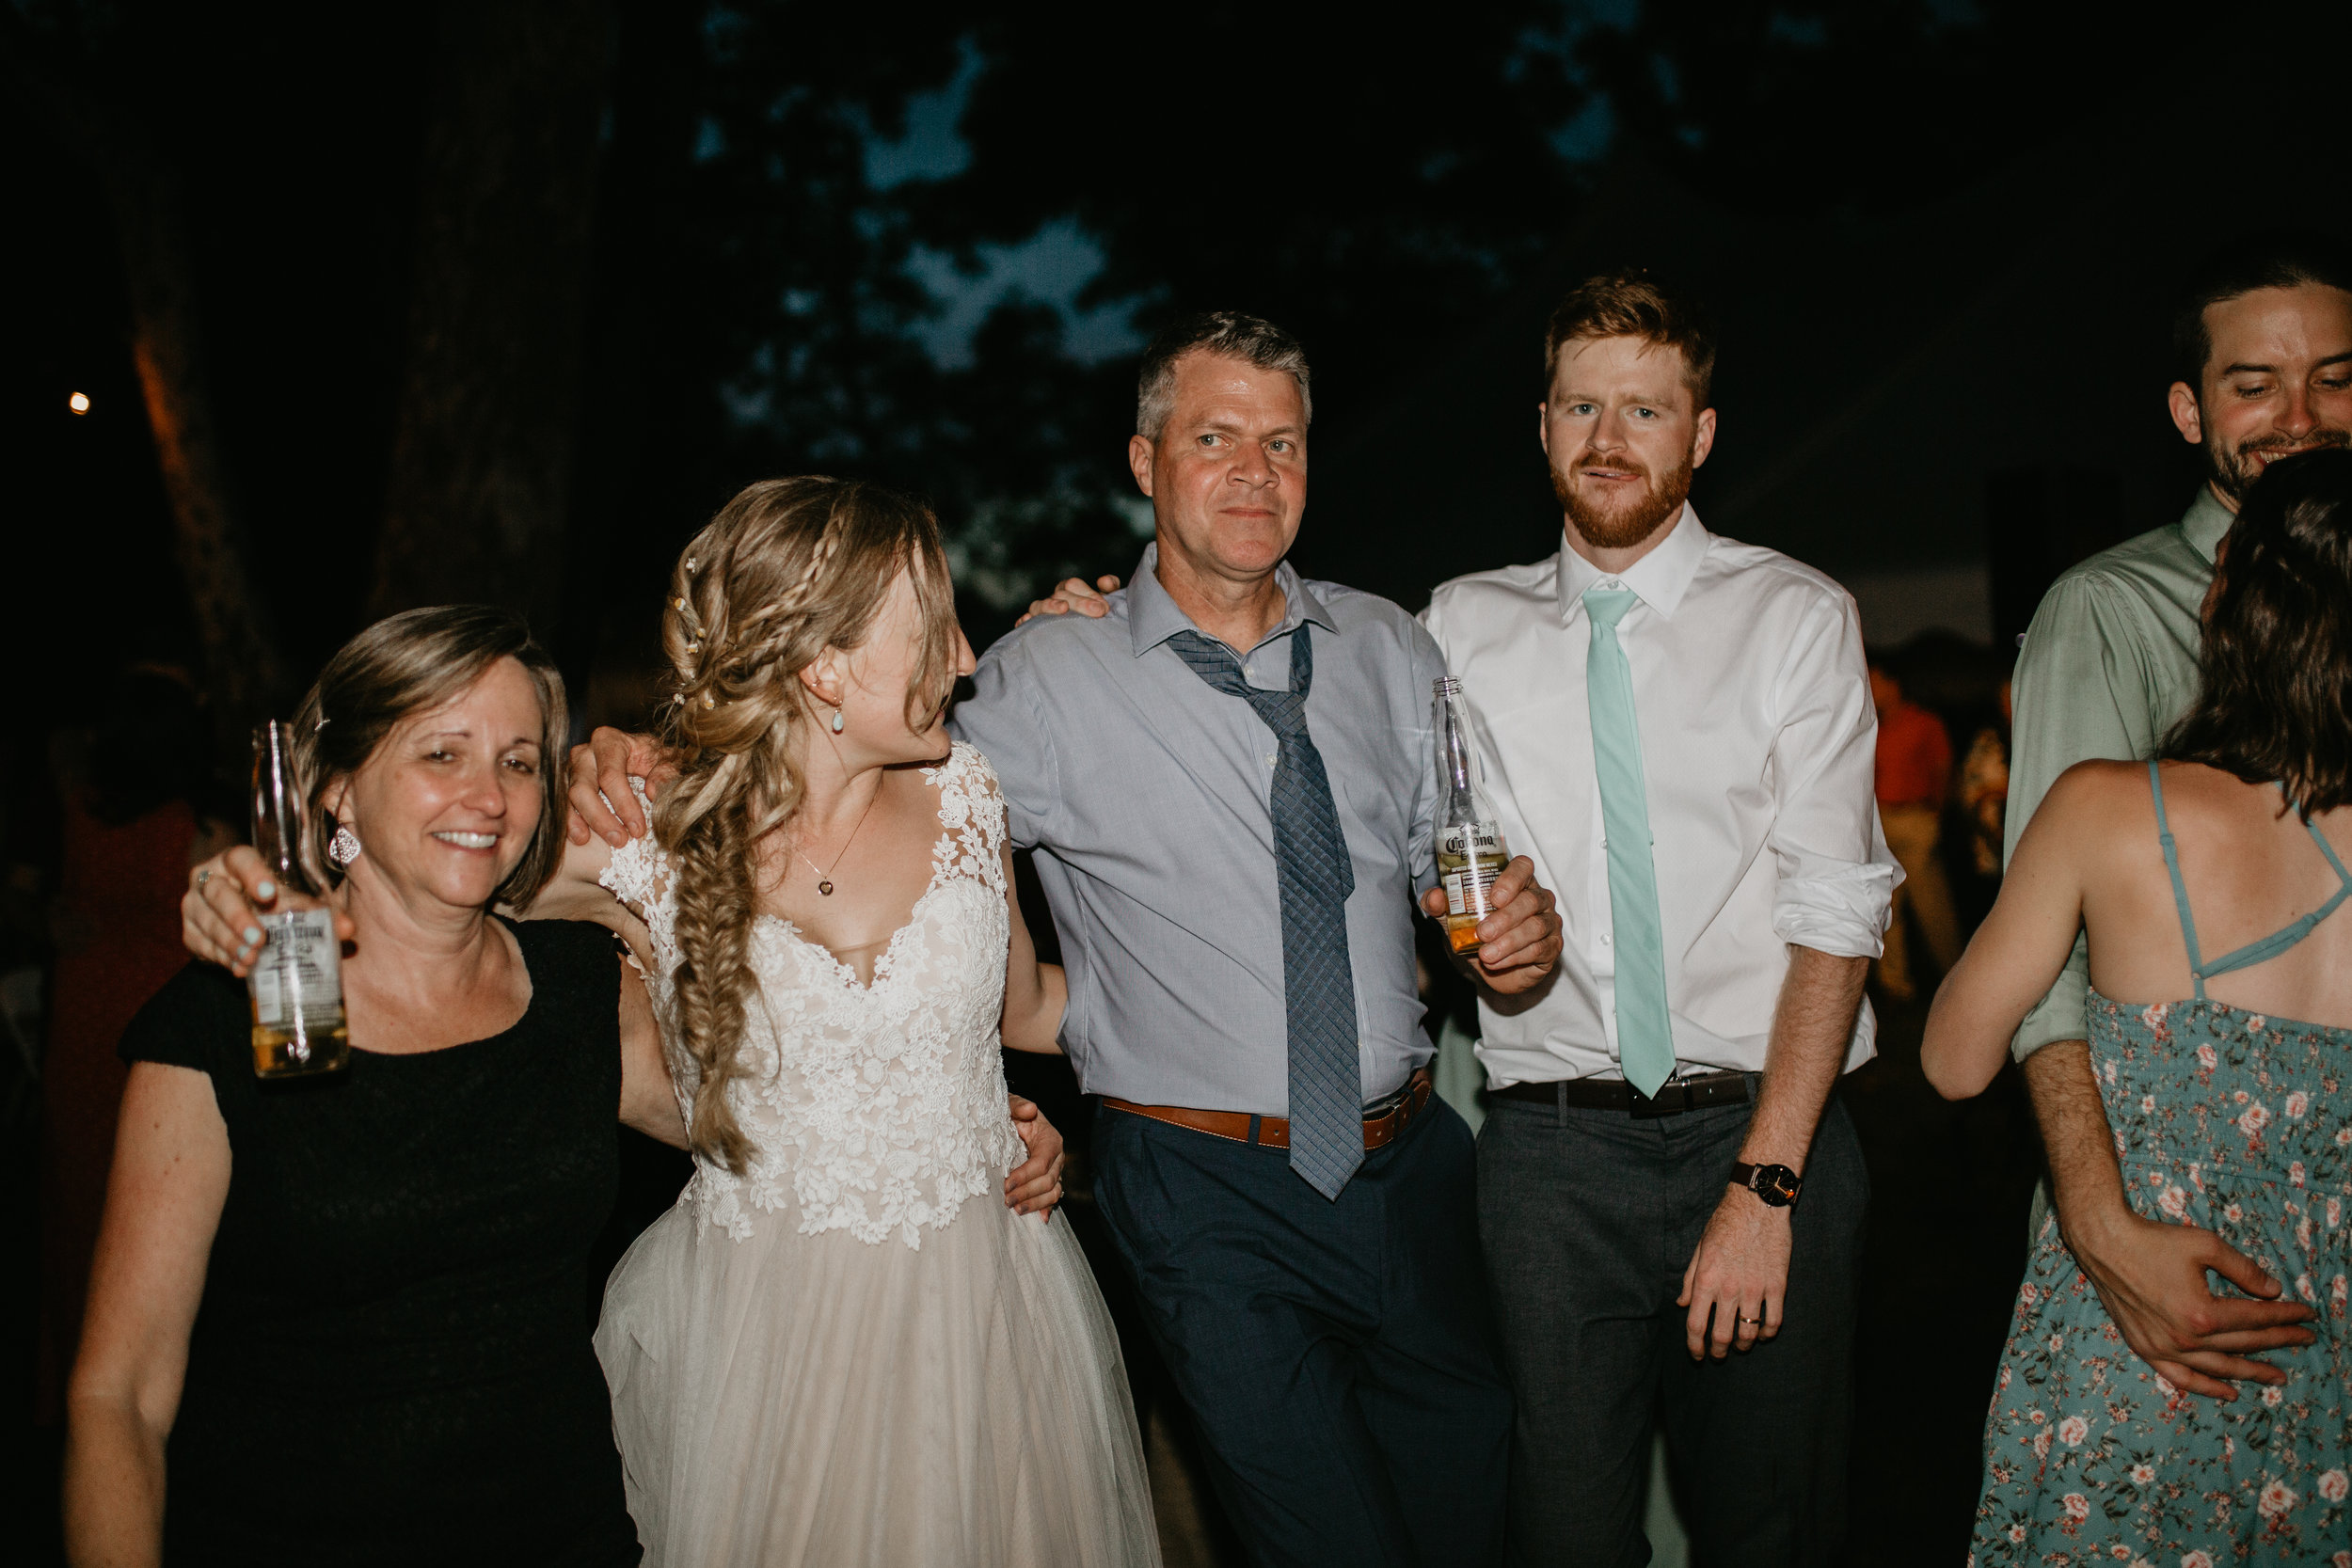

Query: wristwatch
<box><xmin>1730</xmin><ymin>1161</ymin><xmax>1803</xmax><ymax>1208</ymax></box>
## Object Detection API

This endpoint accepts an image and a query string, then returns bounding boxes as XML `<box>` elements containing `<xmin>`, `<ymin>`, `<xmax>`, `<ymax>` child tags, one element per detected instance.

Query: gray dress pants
<box><xmin>1476</xmin><ymin>1089</ymin><xmax>1867</xmax><ymax>1568</ymax></box>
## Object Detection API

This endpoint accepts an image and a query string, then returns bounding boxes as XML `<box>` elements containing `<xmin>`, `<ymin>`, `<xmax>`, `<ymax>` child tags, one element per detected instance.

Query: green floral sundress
<box><xmin>1972</xmin><ymin>764</ymin><xmax>2352</xmax><ymax>1566</ymax></box>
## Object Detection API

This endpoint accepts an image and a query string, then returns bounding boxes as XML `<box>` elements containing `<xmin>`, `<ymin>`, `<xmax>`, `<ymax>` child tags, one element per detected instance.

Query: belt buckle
<box><xmin>1628</xmin><ymin>1080</ymin><xmax>1691</xmax><ymax>1119</ymax></box>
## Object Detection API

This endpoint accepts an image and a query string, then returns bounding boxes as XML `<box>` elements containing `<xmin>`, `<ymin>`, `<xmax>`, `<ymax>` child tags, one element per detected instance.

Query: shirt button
<box><xmin>1598</xmin><ymin>932</ymin><xmax>1613</xmax><ymax>946</ymax></box>
<box><xmin>1265</xmin><ymin>752</ymin><xmax>1278</xmax><ymax>767</ymax></box>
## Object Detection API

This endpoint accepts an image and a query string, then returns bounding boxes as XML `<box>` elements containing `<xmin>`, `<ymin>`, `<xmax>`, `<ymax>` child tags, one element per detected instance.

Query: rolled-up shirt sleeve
<box><xmin>1764</xmin><ymin>593</ymin><xmax>1899</xmax><ymax>959</ymax></box>
<box><xmin>948</xmin><ymin>636</ymin><xmax>1058</xmax><ymax>850</ymax></box>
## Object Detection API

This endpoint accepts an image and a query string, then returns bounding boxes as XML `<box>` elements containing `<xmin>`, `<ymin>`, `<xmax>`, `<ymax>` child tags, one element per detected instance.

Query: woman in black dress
<box><xmin>62</xmin><ymin>607</ymin><xmax>673</xmax><ymax>1566</ymax></box>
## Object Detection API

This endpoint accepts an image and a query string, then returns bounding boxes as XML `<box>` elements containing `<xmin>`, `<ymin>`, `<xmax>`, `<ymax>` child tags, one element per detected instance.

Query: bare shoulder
<box><xmin>2049</xmin><ymin>755</ymin><xmax>2155</xmax><ymax>800</ymax></box>
<box><xmin>2026</xmin><ymin>758</ymin><xmax>2156</xmax><ymax>849</ymax></box>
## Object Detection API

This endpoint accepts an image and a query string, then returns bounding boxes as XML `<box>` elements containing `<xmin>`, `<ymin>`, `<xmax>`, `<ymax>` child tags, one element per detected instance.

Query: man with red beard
<box><xmin>1418</xmin><ymin>269</ymin><xmax>1893</xmax><ymax>1566</ymax></box>
<box><xmin>2001</xmin><ymin>233</ymin><xmax>2352</xmax><ymax>1402</ymax></box>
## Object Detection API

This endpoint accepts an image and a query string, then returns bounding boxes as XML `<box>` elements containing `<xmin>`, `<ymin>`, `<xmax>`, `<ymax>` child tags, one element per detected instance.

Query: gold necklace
<box><xmin>794</xmin><ymin>783</ymin><xmax>882</xmax><ymax>896</ymax></box>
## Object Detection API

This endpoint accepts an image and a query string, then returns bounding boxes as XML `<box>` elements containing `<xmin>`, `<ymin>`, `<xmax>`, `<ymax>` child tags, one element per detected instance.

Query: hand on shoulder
<box><xmin>1015</xmin><ymin>575</ymin><xmax>1120</xmax><ymax>626</ymax></box>
<box><xmin>565</xmin><ymin>726</ymin><xmax>677</xmax><ymax>847</ymax></box>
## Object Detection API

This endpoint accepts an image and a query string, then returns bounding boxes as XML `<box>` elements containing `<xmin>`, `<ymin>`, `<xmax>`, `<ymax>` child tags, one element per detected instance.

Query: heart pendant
<box><xmin>818</xmin><ymin>879</ymin><xmax>834</xmax><ymax>896</ymax></box>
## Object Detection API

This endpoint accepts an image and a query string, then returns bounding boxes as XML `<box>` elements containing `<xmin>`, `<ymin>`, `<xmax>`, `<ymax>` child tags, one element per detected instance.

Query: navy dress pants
<box><xmin>1477</xmin><ymin>1092</ymin><xmax>1868</xmax><ymax>1568</ymax></box>
<box><xmin>1093</xmin><ymin>1096</ymin><xmax>1512</xmax><ymax>1568</ymax></box>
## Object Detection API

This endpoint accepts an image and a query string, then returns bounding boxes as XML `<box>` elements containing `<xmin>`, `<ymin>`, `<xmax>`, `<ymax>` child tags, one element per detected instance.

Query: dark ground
<box><xmin>3</xmin><ymin>922</ymin><xmax>2037</xmax><ymax>1568</ymax></box>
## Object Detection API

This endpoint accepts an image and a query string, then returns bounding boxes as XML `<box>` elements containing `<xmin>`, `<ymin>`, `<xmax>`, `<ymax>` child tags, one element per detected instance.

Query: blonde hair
<box><xmin>654</xmin><ymin>476</ymin><xmax>958</xmax><ymax>1173</ymax></box>
<box><xmin>294</xmin><ymin>605</ymin><xmax>569</xmax><ymax>908</ymax></box>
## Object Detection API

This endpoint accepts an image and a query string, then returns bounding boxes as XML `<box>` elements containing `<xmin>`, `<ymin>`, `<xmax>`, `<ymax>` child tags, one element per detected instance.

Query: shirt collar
<box><xmin>2181</xmin><ymin>484</ymin><xmax>2233</xmax><ymax>563</ymax></box>
<box><xmin>1127</xmin><ymin>540</ymin><xmax>1336</xmax><ymax>657</ymax></box>
<box><xmin>1553</xmin><ymin>501</ymin><xmax>1710</xmax><ymax>626</ymax></box>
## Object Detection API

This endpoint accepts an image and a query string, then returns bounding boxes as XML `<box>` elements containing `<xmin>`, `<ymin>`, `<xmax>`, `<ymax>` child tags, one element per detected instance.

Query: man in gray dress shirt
<box><xmin>967</xmin><ymin>311</ymin><xmax>1562</xmax><ymax>1567</ymax></box>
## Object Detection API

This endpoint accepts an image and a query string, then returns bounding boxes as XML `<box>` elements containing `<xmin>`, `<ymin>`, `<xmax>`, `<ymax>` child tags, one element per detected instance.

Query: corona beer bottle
<box><xmin>1433</xmin><ymin>676</ymin><xmax>1509</xmax><ymax>956</ymax></box>
<box><xmin>246</xmin><ymin>721</ymin><xmax>350</xmax><ymax>1077</ymax></box>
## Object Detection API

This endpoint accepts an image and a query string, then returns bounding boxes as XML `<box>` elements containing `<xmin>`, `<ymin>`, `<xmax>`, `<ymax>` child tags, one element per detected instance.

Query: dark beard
<box><xmin>1553</xmin><ymin>451</ymin><xmax>1696</xmax><ymax>551</ymax></box>
<box><xmin>2208</xmin><ymin>423</ymin><xmax>2352</xmax><ymax>503</ymax></box>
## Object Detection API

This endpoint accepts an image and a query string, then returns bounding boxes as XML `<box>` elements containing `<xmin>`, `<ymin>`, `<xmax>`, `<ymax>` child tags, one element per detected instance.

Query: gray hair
<box><xmin>1134</xmin><ymin>310</ymin><xmax>1313</xmax><ymax>441</ymax></box>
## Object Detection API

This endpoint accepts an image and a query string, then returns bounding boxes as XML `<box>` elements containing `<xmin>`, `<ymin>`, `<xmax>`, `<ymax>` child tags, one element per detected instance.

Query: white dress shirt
<box><xmin>1419</xmin><ymin>504</ymin><xmax>1898</xmax><ymax>1087</ymax></box>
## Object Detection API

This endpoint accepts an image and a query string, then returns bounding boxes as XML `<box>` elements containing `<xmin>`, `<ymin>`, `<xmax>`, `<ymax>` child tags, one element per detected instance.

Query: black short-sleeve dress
<box><xmin>119</xmin><ymin>917</ymin><xmax>642</xmax><ymax>1567</ymax></box>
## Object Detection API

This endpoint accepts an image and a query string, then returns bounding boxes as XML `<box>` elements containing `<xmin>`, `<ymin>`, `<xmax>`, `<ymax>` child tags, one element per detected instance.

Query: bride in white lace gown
<box><xmin>553</xmin><ymin>478</ymin><xmax>1159</xmax><ymax>1566</ymax></box>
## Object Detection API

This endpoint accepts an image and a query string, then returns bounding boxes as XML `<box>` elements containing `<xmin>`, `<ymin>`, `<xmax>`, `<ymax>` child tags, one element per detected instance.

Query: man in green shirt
<box><xmin>2010</xmin><ymin>231</ymin><xmax>2352</xmax><ymax>1399</ymax></box>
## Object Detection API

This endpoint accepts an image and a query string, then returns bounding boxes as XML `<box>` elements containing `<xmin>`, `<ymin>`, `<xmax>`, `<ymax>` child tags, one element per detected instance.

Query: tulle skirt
<box><xmin>594</xmin><ymin>1190</ymin><xmax>1161</xmax><ymax>1567</ymax></box>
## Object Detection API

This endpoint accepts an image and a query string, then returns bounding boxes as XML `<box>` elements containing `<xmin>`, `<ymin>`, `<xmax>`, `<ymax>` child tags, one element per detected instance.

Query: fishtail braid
<box><xmin>645</xmin><ymin>476</ymin><xmax>960</xmax><ymax>1173</ymax></box>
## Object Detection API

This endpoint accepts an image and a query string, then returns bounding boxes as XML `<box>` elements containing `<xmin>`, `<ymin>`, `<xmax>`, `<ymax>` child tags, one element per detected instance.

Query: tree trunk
<box><xmin>554</xmin><ymin>0</ymin><xmax>702</xmax><ymax>711</ymax></box>
<box><xmin>371</xmin><ymin>0</ymin><xmax>616</xmax><ymax>634</ymax></box>
<box><xmin>106</xmin><ymin>156</ymin><xmax>290</xmax><ymax>758</ymax></box>
<box><xmin>1</xmin><ymin>17</ymin><xmax>288</xmax><ymax>762</ymax></box>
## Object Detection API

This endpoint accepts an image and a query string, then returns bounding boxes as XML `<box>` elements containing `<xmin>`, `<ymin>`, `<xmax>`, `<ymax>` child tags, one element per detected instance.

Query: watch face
<box><xmin>1755</xmin><ymin>1164</ymin><xmax>1802</xmax><ymax>1206</ymax></box>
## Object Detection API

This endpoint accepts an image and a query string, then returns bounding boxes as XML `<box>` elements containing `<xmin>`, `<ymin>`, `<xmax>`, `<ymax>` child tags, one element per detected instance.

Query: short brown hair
<box><xmin>1542</xmin><ymin>267</ymin><xmax>1717</xmax><ymax>408</ymax></box>
<box><xmin>294</xmin><ymin>605</ymin><xmax>570</xmax><ymax>908</ymax></box>
<box><xmin>1136</xmin><ymin>310</ymin><xmax>1312</xmax><ymax>440</ymax></box>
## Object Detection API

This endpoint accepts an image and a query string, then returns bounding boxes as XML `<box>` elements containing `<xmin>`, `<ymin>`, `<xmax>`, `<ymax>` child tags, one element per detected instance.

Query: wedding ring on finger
<box><xmin>195</xmin><ymin>867</ymin><xmax>214</xmax><ymax>888</ymax></box>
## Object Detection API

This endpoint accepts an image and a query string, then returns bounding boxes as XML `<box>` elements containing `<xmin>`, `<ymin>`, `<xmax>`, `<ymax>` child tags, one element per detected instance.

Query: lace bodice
<box><xmin>601</xmin><ymin>743</ymin><xmax>1022</xmax><ymax>1248</ymax></box>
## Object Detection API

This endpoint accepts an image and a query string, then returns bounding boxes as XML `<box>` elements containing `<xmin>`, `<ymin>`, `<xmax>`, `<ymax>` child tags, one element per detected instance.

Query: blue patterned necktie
<box><xmin>1582</xmin><ymin>587</ymin><xmax>1677</xmax><ymax>1099</ymax></box>
<box><xmin>1166</xmin><ymin>626</ymin><xmax>1363</xmax><ymax>1199</ymax></box>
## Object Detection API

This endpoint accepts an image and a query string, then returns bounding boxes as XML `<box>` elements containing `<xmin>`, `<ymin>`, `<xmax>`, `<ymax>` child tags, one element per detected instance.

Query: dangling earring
<box><xmin>328</xmin><ymin>824</ymin><xmax>363</xmax><ymax>869</ymax></box>
<box><xmin>831</xmin><ymin>705</ymin><xmax>846</xmax><ymax>734</ymax></box>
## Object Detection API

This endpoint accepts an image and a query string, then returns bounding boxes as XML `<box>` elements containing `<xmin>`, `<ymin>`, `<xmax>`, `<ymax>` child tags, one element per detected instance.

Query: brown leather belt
<box><xmin>1104</xmin><ymin>1068</ymin><xmax>1436</xmax><ymax>1151</ymax></box>
<box><xmin>1494</xmin><ymin>1069</ymin><xmax>1755</xmax><ymax>1118</ymax></box>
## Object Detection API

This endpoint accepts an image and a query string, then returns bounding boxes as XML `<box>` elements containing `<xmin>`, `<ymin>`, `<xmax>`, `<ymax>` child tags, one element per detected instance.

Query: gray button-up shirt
<box><xmin>950</xmin><ymin>543</ymin><xmax>1449</xmax><ymax>1115</ymax></box>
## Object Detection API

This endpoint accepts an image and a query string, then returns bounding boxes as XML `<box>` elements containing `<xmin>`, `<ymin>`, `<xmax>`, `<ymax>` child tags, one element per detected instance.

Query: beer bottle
<box><xmin>246</xmin><ymin>721</ymin><xmax>351</xmax><ymax>1077</ymax></box>
<box><xmin>1432</xmin><ymin>676</ymin><xmax>1509</xmax><ymax>956</ymax></box>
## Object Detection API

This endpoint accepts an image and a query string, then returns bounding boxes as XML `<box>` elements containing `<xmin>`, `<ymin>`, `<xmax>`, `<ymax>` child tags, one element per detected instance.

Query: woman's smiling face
<box><xmin>328</xmin><ymin>656</ymin><xmax>547</xmax><ymax>912</ymax></box>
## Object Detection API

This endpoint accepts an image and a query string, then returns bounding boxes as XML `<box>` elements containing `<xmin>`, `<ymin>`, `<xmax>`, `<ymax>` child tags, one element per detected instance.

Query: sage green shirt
<box><xmin>2005</xmin><ymin>485</ymin><xmax>2233</xmax><ymax>1060</ymax></box>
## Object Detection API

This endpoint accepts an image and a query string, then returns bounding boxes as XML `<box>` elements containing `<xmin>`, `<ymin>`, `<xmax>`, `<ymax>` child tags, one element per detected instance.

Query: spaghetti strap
<box><xmin>2148</xmin><ymin>758</ymin><xmax>2352</xmax><ymax>996</ymax></box>
<box><xmin>2311</xmin><ymin>812</ymin><xmax>2352</xmax><ymax>889</ymax></box>
<box><xmin>2148</xmin><ymin>760</ymin><xmax>2208</xmax><ymax>1000</ymax></box>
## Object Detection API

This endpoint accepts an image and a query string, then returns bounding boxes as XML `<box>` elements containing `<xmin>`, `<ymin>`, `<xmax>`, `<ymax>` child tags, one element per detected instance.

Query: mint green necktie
<box><xmin>1582</xmin><ymin>587</ymin><xmax>1676</xmax><ymax>1099</ymax></box>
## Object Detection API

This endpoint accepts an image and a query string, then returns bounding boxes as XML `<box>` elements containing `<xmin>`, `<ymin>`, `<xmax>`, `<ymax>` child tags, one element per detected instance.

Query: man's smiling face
<box><xmin>2173</xmin><ymin>282</ymin><xmax>2352</xmax><ymax>506</ymax></box>
<box><xmin>1541</xmin><ymin>334</ymin><xmax>1717</xmax><ymax>556</ymax></box>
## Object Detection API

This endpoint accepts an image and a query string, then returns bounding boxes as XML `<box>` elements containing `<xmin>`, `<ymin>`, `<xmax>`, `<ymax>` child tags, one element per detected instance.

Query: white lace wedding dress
<box><xmin>594</xmin><ymin>744</ymin><xmax>1159</xmax><ymax>1566</ymax></box>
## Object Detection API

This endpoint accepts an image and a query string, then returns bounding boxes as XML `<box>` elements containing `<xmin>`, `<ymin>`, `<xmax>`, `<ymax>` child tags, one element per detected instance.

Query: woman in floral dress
<box><xmin>1922</xmin><ymin>447</ymin><xmax>2352</xmax><ymax>1566</ymax></box>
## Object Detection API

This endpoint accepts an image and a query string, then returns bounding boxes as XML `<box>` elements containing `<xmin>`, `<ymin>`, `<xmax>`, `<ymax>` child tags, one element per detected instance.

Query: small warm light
<box><xmin>68</xmin><ymin>391</ymin><xmax>91</xmax><ymax>415</ymax></box>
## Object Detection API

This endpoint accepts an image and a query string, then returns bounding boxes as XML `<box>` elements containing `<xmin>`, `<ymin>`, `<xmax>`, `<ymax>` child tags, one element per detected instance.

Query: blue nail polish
<box><xmin>244</xmin><ymin>927</ymin><xmax>262</xmax><ymax>944</ymax></box>
<box><xmin>256</xmin><ymin>880</ymin><xmax>276</xmax><ymax>899</ymax></box>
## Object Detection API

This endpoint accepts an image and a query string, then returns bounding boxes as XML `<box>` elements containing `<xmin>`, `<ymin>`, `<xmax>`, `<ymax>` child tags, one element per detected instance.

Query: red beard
<box><xmin>1552</xmin><ymin>450</ymin><xmax>1695</xmax><ymax>551</ymax></box>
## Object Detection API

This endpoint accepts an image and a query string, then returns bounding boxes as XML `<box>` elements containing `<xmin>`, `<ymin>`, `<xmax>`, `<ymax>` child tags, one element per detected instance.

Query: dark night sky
<box><xmin>5</xmin><ymin>3</ymin><xmax>2345</xmax><ymax>728</ymax></box>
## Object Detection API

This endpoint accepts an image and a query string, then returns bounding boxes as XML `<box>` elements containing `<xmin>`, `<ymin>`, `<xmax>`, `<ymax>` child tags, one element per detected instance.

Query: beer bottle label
<box><xmin>1438</xmin><ymin>821</ymin><xmax>1505</xmax><ymax>915</ymax></box>
<box><xmin>249</xmin><ymin>907</ymin><xmax>344</xmax><ymax>1027</ymax></box>
<box><xmin>1438</xmin><ymin>822</ymin><xmax>1502</xmax><ymax>861</ymax></box>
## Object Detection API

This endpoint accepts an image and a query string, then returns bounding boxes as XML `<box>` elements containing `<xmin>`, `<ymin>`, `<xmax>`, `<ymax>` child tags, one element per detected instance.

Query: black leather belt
<box><xmin>1493</xmin><ymin>1069</ymin><xmax>1755</xmax><ymax>1118</ymax></box>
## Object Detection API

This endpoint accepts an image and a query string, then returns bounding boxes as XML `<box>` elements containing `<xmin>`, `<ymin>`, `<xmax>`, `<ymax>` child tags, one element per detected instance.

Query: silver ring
<box><xmin>194</xmin><ymin>868</ymin><xmax>213</xmax><ymax>888</ymax></box>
